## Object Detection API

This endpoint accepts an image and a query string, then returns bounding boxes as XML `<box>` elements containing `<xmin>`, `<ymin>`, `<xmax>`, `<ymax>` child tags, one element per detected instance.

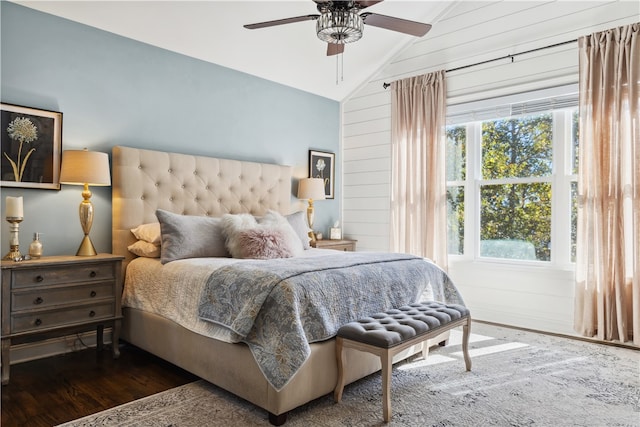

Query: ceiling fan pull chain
<box><xmin>336</xmin><ymin>53</ymin><xmax>339</xmax><ymax>85</ymax></box>
<box><xmin>341</xmin><ymin>51</ymin><xmax>344</xmax><ymax>82</ymax></box>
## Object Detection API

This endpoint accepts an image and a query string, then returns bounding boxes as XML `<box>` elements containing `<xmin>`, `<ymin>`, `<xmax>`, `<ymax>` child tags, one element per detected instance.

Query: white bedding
<box><xmin>121</xmin><ymin>249</ymin><xmax>339</xmax><ymax>343</ymax></box>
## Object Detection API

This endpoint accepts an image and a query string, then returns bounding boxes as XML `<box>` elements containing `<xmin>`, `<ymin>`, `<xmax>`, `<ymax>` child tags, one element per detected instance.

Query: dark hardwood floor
<box><xmin>1</xmin><ymin>342</ymin><xmax>198</xmax><ymax>426</ymax></box>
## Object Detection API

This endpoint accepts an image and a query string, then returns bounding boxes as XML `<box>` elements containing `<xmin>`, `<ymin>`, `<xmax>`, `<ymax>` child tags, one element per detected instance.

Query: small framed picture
<box><xmin>330</xmin><ymin>227</ymin><xmax>342</xmax><ymax>240</ymax></box>
<box><xmin>1</xmin><ymin>103</ymin><xmax>63</xmax><ymax>190</ymax></box>
<box><xmin>309</xmin><ymin>149</ymin><xmax>335</xmax><ymax>199</ymax></box>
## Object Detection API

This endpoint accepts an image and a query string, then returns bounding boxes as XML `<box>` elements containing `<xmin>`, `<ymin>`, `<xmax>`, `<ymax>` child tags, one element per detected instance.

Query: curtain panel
<box><xmin>575</xmin><ymin>23</ymin><xmax>639</xmax><ymax>345</ymax></box>
<box><xmin>390</xmin><ymin>71</ymin><xmax>448</xmax><ymax>270</ymax></box>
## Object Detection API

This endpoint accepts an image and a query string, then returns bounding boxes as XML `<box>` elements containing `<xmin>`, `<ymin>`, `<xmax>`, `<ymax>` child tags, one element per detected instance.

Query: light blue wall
<box><xmin>1</xmin><ymin>3</ymin><xmax>339</xmax><ymax>256</ymax></box>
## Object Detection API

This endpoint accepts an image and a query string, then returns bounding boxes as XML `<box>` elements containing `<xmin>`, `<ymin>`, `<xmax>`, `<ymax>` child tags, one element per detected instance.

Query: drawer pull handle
<box><xmin>34</xmin><ymin>297</ymin><xmax>44</xmax><ymax>305</ymax></box>
<box><xmin>35</xmin><ymin>318</ymin><xmax>42</xmax><ymax>326</ymax></box>
<box><xmin>90</xmin><ymin>291</ymin><xmax>97</xmax><ymax>297</ymax></box>
<box><xmin>89</xmin><ymin>271</ymin><xmax>97</xmax><ymax>278</ymax></box>
<box><xmin>89</xmin><ymin>310</ymin><xmax>96</xmax><ymax>318</ymax></box>
<box><xmin>35</xmin><ymin>275</ymin><xmax>44</xmax><ymax>282</ymax></box>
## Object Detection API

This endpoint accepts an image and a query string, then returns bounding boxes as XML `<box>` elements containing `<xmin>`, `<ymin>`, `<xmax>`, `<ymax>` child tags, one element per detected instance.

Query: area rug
<box><xmin>59</xmin><ymin>323</ymin><xmax>639</xmax><ymax>427</ymax></box>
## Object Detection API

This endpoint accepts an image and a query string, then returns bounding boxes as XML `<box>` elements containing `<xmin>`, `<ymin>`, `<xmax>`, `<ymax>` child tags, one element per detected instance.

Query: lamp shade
<box><xmin>297</xmin><ymin>178</ymin><xmax>326</xmax><ymax>200</ymax></box>
<box><xmin>60</xmin><ymin>149</ymin><xmax>111</xmax><ymax>186</ymax></box>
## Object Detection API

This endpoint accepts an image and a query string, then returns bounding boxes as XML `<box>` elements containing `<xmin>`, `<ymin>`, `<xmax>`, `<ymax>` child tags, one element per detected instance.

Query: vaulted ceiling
<box><xmin>16</xmin><ymin>1</ymin><xmax>453</xmax><ymax>101</ymax></box>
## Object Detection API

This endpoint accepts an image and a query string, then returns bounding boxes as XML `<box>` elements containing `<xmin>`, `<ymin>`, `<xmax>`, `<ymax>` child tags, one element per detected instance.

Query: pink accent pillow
<box><xmin>235</xmin><ymin>228</ymin><xmax>296</xmax><ymax>259</ymax></box>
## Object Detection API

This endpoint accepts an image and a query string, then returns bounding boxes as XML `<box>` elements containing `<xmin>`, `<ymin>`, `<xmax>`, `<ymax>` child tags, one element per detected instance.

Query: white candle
<box><xmin>6</xmin><ymin>196</ymin><xmax>23</xmax><ymax>218</ymax></box>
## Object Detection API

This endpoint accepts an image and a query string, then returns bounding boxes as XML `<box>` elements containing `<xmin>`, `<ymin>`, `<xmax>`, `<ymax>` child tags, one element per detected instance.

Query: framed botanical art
<box><xmin>1</xmin><ymin>103</ymin><xmax>62</xmax><ymax>190</ymax></box>
<box><xmin>309</xmin><ymin>149</ymin><xmax>335</xmax><ymax>199</ymax></box>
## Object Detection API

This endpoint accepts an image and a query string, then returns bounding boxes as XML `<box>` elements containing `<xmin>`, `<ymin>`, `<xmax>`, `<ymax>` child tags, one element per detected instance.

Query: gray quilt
<box><xmin>198</xmin><ymin>252</ymin><xmax>463</xmax><ymax>391</ymax></box>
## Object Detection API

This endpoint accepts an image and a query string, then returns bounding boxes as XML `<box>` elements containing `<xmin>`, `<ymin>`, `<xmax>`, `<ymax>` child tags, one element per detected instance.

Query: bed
<box><xmin>111</xmin><ymin>145</ymin><xmax>461</xmax><ymax>425</ymax></box>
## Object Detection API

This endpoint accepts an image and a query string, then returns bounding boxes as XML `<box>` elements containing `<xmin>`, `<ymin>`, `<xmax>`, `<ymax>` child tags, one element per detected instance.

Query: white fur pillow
<box><xmin>259</xmin><ymin>210</ymin><xmax>304</xmax><ymax>255</ymax></box>
<box><xmin>221</xmin><ymin>213</ymin><xmax>259</xmax><ymax>258</ymax></box>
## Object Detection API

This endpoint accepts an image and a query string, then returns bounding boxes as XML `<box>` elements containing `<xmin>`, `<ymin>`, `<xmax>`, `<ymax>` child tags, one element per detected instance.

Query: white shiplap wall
<box><xmin>341</xmin><ymin>1</ymin><xmax>639</xmax><ymax>336</ymax></box>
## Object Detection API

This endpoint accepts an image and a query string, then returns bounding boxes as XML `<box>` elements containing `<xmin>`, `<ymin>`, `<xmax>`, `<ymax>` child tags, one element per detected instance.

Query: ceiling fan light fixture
<box><xmin>316</xmin><ymin>10</ymin><xmax>363</xmax><ymax>44</ymax></box>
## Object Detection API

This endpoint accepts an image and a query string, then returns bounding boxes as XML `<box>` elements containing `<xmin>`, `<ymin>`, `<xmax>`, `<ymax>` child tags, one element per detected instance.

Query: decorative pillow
<box><xmin>131</xmin><ymin>222</ymin><xmax>161</xmax><ymax>244</ymax></box>
<box><xmin>156</xmin><ymin>209</ymin><xmax>229</xmax><ymax>264</ymax></box>
<box><xmin>285</xmin><ymin>211</ymin><xmax>311</xmax><ymax>250</ymax></box>
<box><xmin>221</xmin><ymin>212</ymin><xmax>302</xmax><ymax>259</ymax></box>
<box><xmin>233</xmin><ymin>228</ymin><xmax>296</xmax><ymax>259</ymax></box>
<box><xmin>220</xmin><ymin>213</ymin><xmax>259</xmax><ymax>258</ymax></box>
<box><xmin>127</xmin><ymin>240</ymin><xmax>161</xmax><ymax>258</ymax></box>
<box><xmin>259</xmin><ymin>210</ymin><xmax>304</xmax><ymax>255</ymax></box>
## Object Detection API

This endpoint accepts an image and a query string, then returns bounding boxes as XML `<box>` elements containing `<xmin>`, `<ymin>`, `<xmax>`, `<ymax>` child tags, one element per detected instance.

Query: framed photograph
<box><xmin>1</xmin><ymin>103</ymin><xmax>62</xmax><ymax>190</ymax></box>
<box><xmin>309</xmin><ymin>149</ymin><xmax>335</xmax><ymax>199</ymax></box>
<box><xmin>330</xmin><ymin>227</ymin><xmax>342</xmax><ymax>240</ymax></box>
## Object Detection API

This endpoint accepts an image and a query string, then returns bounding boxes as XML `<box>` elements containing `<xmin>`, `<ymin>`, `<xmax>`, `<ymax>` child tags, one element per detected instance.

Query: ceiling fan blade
<box><xmin>327</xmin><ymin>43</ymin><xmax>345</xmax><ymax>56</ymax></box>
<box><xmin>354</xmin><ymin>1</ymin><xmax>384</xmax><ymax>9</ymax></box>
<box><xmin>244</xmin><ymin>15</ymin><xmax>319</xmax><ymax>30</ymax></box>
<box><xmin>360</xmin><ymin>12</ymin><xmax>432</xmax><ymax>37</ymax></box>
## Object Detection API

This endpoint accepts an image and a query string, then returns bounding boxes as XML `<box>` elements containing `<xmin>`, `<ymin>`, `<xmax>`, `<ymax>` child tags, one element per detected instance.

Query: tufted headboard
<box><xmin>111</xmin><ymin>146</ymin><xmax>292</xmax><ymax>273</ymax></box>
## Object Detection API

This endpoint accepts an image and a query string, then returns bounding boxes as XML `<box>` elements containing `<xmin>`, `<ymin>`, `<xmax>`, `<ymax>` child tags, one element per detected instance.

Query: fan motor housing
<box><xmin>316</xmin><ymin>10</ymin><xmax>364</xmax><ymax>44</ymax></box>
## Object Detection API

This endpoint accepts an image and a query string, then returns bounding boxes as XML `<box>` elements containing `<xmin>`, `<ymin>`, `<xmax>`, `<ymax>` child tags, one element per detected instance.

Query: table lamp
<box><xmin>297</xmin><ymin>178</ymin><xmax>326</xmax><ymax>243</ymax></box>
<box><xmin>59</xmin><ymin>149</ymin><xmax>111</xmax><ymax>256</ymax></box>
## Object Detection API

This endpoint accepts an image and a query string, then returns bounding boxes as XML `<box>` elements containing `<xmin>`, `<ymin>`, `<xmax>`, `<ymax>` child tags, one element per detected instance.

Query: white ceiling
<box><xmin>16</xmin><ymin>1</ymin><xmax>452</xmax><ymax>101</ymax></box>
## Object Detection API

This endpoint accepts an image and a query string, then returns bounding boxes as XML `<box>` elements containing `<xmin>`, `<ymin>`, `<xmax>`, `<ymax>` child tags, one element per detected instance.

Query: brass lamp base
<box><xmin>76</xmin><ymin>235</ymin><xmax>97</xmax><ymax>256</ymax></box>
<box><xmin>3</xmin><ymin>247</ymin><xmax>23</xmax><ymax>261</ymax></box>
<box><xmin>306</xmin><ymin>200</ymin><xmax>316</xmax><ymax>244</ymax></box>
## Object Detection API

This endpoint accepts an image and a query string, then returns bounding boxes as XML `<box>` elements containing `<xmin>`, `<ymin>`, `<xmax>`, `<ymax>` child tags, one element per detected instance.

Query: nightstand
<box><xmin>1</xmin><ymin>254</ymin><xmax>123</xmax><ymax>385</ymax></box>
<box><xmin>311</xmin><ymin>239</ymin><xmax>357</xmax><ymax>252</ymax></box>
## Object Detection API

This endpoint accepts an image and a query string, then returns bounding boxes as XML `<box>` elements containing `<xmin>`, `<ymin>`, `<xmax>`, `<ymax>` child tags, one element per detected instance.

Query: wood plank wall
<box><xmin>341</xmin><ymin>1</ymin><xmax>638</xmax><ymax>335</ymax></box>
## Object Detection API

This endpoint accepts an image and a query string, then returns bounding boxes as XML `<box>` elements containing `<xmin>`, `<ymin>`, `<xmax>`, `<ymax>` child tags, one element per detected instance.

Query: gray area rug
<box><xmin>59</xmin><ymin>323</ymin><xmax>639</xmax><ymax>427</ymax></box>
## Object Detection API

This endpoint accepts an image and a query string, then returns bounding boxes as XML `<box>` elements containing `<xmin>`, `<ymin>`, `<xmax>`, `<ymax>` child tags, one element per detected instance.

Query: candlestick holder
<box><xmin>3</xmin><ymin>216</ymin><xmax>24</xmax><ymax>261</ymax></box>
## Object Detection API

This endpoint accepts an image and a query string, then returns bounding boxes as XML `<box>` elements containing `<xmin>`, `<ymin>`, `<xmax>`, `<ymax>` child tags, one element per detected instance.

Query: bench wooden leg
<box><xmin>421</xmin><ymin>342</ymin><xmax>430</xmax><ymax>360</ymax></box>
<box><xmin>381</xmin><ymin>351</ymin><xmax>392</xmax><ymax>423</ymax></box>
<box><xmin>462</xmin><ymin>317</ymin><xmax>472</xmax><ymax>371</ymax></box>
<box><xmin>333</xmin><ymin>337</ymin><xmax>346</xmax><ymax>403</ymax></box>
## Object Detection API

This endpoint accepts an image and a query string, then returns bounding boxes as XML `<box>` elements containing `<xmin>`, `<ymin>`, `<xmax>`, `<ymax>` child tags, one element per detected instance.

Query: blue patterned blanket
<box><xmin>198</xmin><ymin>252</ymin><xmax>463</xmax><ymax>391</ymax></box>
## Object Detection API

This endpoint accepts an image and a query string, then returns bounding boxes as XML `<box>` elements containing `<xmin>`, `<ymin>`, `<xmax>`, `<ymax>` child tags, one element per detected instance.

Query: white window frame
<box><xmin>446</xmin><ymin>85</ymin><xmax>578</xmax><ymax>269</ymax></box>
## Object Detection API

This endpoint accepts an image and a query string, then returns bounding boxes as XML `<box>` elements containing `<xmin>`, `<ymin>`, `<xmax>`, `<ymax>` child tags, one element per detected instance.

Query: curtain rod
<box><xmin>382</xmin><ymin>39</ymin><xmax>578</xmax><ymax>89</ymax></box>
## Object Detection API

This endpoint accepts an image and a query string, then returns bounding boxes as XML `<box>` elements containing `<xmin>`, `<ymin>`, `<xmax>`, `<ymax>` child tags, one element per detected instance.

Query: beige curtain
<box><xmin>390</xmin><ymin>71</ymin><xmax>448</xmax><ymax>270</ymax></box>
<box><xmin>575</xmin><ymin>23</ymin><xmax>639</xmax><ymax>345</ymax></box>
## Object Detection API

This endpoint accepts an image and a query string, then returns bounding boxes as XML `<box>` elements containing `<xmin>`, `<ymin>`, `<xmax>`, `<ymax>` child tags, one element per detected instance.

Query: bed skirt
<box><xmin>121</xmin><ymin>307</ymin><xmax>449</xmax><ymax>417</ymax></box>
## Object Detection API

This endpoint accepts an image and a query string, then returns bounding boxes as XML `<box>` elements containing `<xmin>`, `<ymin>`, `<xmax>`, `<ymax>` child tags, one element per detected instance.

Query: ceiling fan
<box><xmin>244</xmin><ymin>0</ymin><xmax>432</xmax><ymax>56</ymax></box>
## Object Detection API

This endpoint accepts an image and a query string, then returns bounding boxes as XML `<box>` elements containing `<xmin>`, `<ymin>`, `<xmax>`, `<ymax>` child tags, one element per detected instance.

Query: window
<box><xmin>446</xmin><ymin>86</ymin><xmax>578</xmax><ymax>265</ymax></box>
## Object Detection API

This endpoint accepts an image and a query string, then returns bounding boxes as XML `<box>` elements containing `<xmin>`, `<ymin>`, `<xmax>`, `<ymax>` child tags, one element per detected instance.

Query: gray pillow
<box><xmin>156</xmin><ymin>209</ymin><xmax>229</xmax><ymax>264</ymax></box>
<box><xmin>285</xmin><ymin>211</ymin><xmax>311</xmax><ymax>250</ymax></box>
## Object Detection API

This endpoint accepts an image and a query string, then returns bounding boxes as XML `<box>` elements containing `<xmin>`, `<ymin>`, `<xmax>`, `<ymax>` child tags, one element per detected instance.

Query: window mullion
<box><xmin>466</xmin><ymin>122</ymin><xmax>481</xmax><ymax>259</ymax></box>
<box><xmin>553</xmin><ymin>110</ymin><xmax>572</xmax><ymax>266</ymax></box>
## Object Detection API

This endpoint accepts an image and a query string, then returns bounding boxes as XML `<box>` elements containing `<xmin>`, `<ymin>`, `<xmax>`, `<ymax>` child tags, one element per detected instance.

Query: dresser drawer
<box><xmin>11</xmin><ymin>263</ymin><xmax>115</xmax><ymax>289</ymax></box>
<box><xmin>11</xmin><ymin>301</ymin><xmax>115</xmax><ymax>334</ymax></box>
<box><xmin>11</xmin><ymin>282</ymin><xmax>115</xmax><ymax>312</ymax></box>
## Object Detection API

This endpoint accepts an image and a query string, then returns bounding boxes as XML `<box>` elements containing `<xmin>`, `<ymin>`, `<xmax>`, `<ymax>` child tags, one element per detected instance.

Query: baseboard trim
<box><xmin>474</xmin><ymin>320</ymin><xmax>639</xmax><ymax>351</ymax></box>
<box><xmin>9</xmin><ymin>329</ymin><xmax>113</xmax><ymax>365</ymax></box>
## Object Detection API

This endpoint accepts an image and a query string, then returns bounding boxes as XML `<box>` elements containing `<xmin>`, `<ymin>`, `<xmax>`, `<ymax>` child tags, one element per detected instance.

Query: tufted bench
<box><xmin>333</xmin><ymin>302</ymin><xmax>472</xmax><ymax>422</ymax></box>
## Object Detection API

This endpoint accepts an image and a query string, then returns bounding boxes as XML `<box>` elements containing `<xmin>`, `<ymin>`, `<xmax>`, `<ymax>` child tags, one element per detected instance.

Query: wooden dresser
<box><xmin>311</xmin><ymin>239</ymin><xmax>357</xmax><ymax>252</ymax></box>
<box><xmin>1</xmin><ymin>254</ymin><xmax>123</xmax><ymax>384</ymax></box>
